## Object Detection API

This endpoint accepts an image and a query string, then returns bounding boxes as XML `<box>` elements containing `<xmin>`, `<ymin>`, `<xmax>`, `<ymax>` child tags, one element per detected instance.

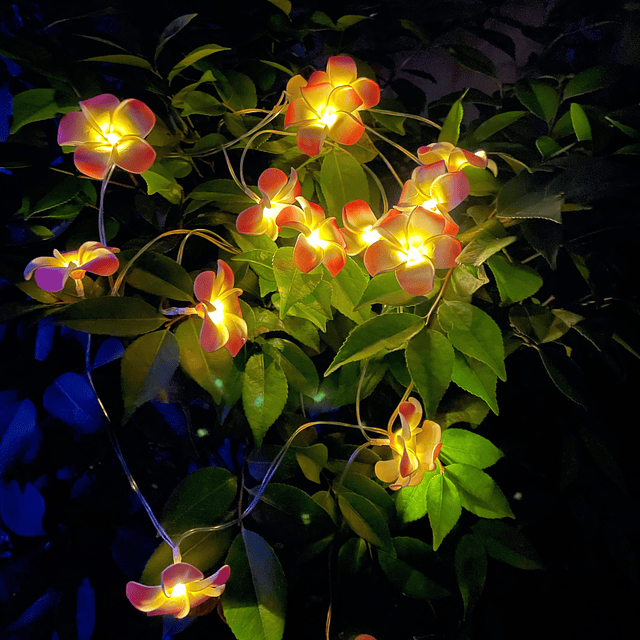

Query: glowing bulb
<box><xmin>361</xmin><ymin>225</ymin><xmax>381</xmax><ymax>246</ymax></box>
<box><xmin>318</xmin><ymin>108</ymin><xmax>337</xmax><ymax>127</ymax></box>
<box><xmin>170</xmin><ymin>583</ymin><xmax>186</xmax><ymax>598</ymax></box>
<box><xmin>421</xmin><ymin>198</ymin><xmax>437</xmax><ymax>210</ymax></box>
<box><xmin>307</xmin><ymin>229</ymin><xmax>329</xmax><ymax>249</ymax></box>
<box><xmin>105</xmin><ymin>132</ymin><xmax>119</xmax><ymax>145</ymax></box>
<box><xmin>263</xmin><ymin>206</ymin><xmax>277</xmax><ymax>221</ymax></box>
<box><xmin>405</xmin><ymin>245</ymin><xmax>424</xmax><ymax>265</ymax></box>
<box><xmin>207</xmin><ymin>299</ymin><xmax>225</xmax><ymax>324</ymax></box>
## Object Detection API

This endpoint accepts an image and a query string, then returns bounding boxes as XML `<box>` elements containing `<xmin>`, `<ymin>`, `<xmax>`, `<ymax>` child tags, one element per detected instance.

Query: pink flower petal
<box><xmin>112</xmin><ymin>98</ymin><xmax>156</xmax><ymax>138</ymax></box>
<box><xmin>34</xmin><ymin>266</ymin><xmax>73</xmax><ymax>292</ymax></box>
<box><xmin>408</xmin><ymin>206</ymin><xmax>446</xmax><ymax>238</ymax></box>
<box><xmin>223</xmin><ymin>314</ymin><xmax>248</xmax><ymax>357</ymax></box>
<box><xmin>413</xmin><ymin>160</ymin><xmax>447</xmax><ymax>185</ymax></box>
<box><xmin>126</xmin><ymin>582</ymin><xmax>165</xmax><ymax>612</ymax></box>
<box><xmin>24</xmin><ymin>256</ymin><xmax>64</xmax><ymax>280</ymax></box>
<box><xmin>427</xmin><ymin>235</ymin><xmax>462</xmax><ymax>268</ymax></box>
<box><xmin>430</xmin><ymin>171</ymin><xmax>470</xmax><ymax>211</ymax></box>
<box><xmin>113</xmin><ymin>136</ymin><xmax>156</xmax><ymax>174</ymax></box>
<box><xmin>275</xmin><ymin>203</ymin><xmax>307</xmax><ymax>232</ymax></box>
<box><xmin>375</xmin><ymin>458</ymin><xmax>400</xmax><ymax>484</ymax></box>
<box><xmin>294</xmin><ymin>234</ymin><xmax>322</xmax><ymax>273</ymax></box>
<box><xmin>318</xmin><ymin>218</ymin><xmax>345</xmax><ymax>246</ymax></box>
<box><xmin>396</xmin><ymin>261</ymin><xmax>436</xmax><ymax>297</ymax></box>
<box><xmin>284</xmin><ymin>98</ymin><xmax>317</xmax><ymax>128</ymax></box>
<box><xmin>301</xmin><ymin>83</ymin><xmax>333</xmax><ymax>113</ymax></box>
<box><xmin>162</xmin><ymin>563</ymin><xmax>204</xmax><ymax>590</ymax></box>
<box><xmin>342</xmin><ymin>200</ymin><xmax>377</xmax><ymax>232</ymax></box>
<box><xmin>79</xmin><ymin>93</ymin><xmax>120</xmax><ymax>133</ymax></box>
<box><xmin>285</xmin><ymin>75</ymin><xmax>307</xmax><ymax>100</ymax></box>
<box><xmin>327</xmin><ymin>85</ymin><xmax>363</xmax><ymax>113</ymax></box>
<box><xmin>74</xmin><ymin>144</ymin><xmax>113</xmax><ymax>179</ymax></box>
<box><xmin>80</xmin><ymin>252</ymin><xmax>119</xmax><ymax>277</ymax></box>
<box><xmin>237</xmin><ymin>204</ymin><xmax>269</xmax><ymax>236</ymax></box>
<box><xmin>417</xmin><ymin>142</ymin><xmax>454</xmax><ymax>165</ymax></box>
<box><xmin>194</xmin><ymin>270</ymin><xmax>215</xmax><ymax>303</ymax></box>
<box><xmin>328</xmin><ymin>112</ymin><xmax>364</xmax><ymax>146</ymax></box>
<box><xmin>307</xmin><ymin>70</ymin><xmax>330</xmax><ymax>86</ymax></box>
<box><xmin>322</xmin><ymin>242</ymin><xmax>347</xmax><ymax>277</ymax></box>
<box><xmin>327</xmin><ymin>56</ymin><xmax>357</xmax><ymax>86</ymax></box>
<box><xmin>296</xmin><ymin>125</ymin><xmax>327</xmax><ymax>156</ymax></box>
<box><xmin>199</xmin><ymin>314</ymin><xmax>230</xmax><ymax>352</ymax></box>
<box><xmin>340</xmin><ymin>228</ymin><xmax>366</xmax><ymax>256</ymax></box>
<box><xmin>399</xmin><ymin>398</ymin><xmax>422</xmax><ymax>431</ymax></box>
<box><xmin>351</xmin><ymin>77</ymin><xmax>380</xmax><ymax>109</ymax></box>
<box><xmin>57</xmin><ymin>112</ymin><xmax>89</xmax><ymax>146</ymax></box>
<box><xmin>363</xmin><ymin>239</ymin><xmax>403</xmax><ymax>276</ymax></box>
<box><xmin>258</xmin><ymin>168</ymin><xmax>288</xmax><ymax>200</ymax></box>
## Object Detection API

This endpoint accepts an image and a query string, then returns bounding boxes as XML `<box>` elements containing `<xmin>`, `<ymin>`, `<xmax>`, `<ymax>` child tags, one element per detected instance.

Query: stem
<box><xmin>368</xmin><ymin>107</ymin><xmax>442</xmax><ymax>130</ymax></box>
<box><xmin>223</xmin><ymin>144</ymin><xmax>260</xmax><ymax>202</ymax></box>
<box><xmin>338</xmin><ymin>441</ymin><xmax>373</xmax><ymax>485</ymax></box>
<box><xmin>424</xmin><ymin>267</ymin><xmax>454</xmax><ymax>326</ymax></box>
<box><xmin>363</xmin><ymin>123</ymin><xmax>420</xmax><ymax>164</ymax></box>
<box><xmin>98</xmin><ymin>165</ymin><xmax>116</xmax><ymax>246</ymax></box>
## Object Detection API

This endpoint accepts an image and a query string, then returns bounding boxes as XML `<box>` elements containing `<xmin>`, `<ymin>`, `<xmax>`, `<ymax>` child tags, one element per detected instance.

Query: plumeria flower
<box><xmin>375</xmin><ymin>398</ymin><xmax>443</xmax><ymax>490</ymax></box>
<box><xmin>339</xmin><ymin>200</ymin><xmax>385</xmax><ymax>256</ymax></box>
<box><xmin>24</xmin><ymin>241</ymin><xmax>119</xmax><ymax>296</ymax></box>
<box><xmin>363</xmin><ymin>207</ymin><xmax>462</xmax><ymax>297</ymax></box>
<box><xmin>284</xmin><ymin>56</ymin><xmax>380</xmax><ymax>156</ymax></box>
<box><xmin>276</xmin><ymin>197</ymin><xmax>347</xmax><ymax>276</ymax></box>
<box><xmin>236</xmin><ymin>168</ymin><xmax>301</xmax><ymax>240</ymax></box>
<box><xmin>417</xmin><ymin>141</ymin><xmax>498</xmax><ymax>176</ymax></box>
<box><xmin>194</xmin><ymin>261</ymin><xmax>247</xmax><ymax>356</ymax></box>
<box><xmin>396</xmin><ymin>163</ymin><xmax>469</xmax><ymax>236</ymax></box>
<box><xmin>57</xmin><ymin>93</ymin><xmax>156</xmax><ymax>180</ymax></box>
<box><xmin>126</xmin><ymin>562</ymin><xmax>230</xmax><ymax>618</ymax></box>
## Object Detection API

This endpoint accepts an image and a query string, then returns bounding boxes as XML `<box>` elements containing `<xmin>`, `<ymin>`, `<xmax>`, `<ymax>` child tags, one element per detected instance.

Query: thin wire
<box><xmin>363</xmin><ymin>123</ymin><xmax>420</xmax><ymax>164</ymax></box>
<box><xmin>368</xmin><ymin>107</ymin><xmax>442</xmax><ymax>130</ymax></box>
<box><xmin>98</xmin><ymin>165</ymin><xmax>116</xmax><ymax>246</ymax></box>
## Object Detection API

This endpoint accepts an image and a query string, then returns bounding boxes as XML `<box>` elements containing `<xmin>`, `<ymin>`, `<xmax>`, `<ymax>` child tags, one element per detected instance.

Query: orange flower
<box><xmin>339</xmin><ymin>200</ymin><xmax>384</xmax><ymax>256</ymax></box>
<box><xmin>58</xmin><ymin>93</ymin><xmax>156</xmax><ymax>179</ymax></box>
<box><xmin>284</xmin><ymin>56</ymin><xmax>380</xmax><ymax>156</ymax></box>
<box><xmin>23</xmin><ymin>241</ymin><xmax>119</xmax><ymax>296</ymax></box>
<box><xmin>126</xmin><ymin>562</ymin><xmax>230</xmax><ymax>618</ymax></box>
<box><xmin>375</xmin><ymin>398</ymin><xmax>442</xmax><ymax>490</ymax></box>
<box><xmin>417</xmin><ymin>141</ymin><xmax>490</xmax><ymax>172</ymax></box>
<box><xmin>236</xmin><ymin>168</ymin><xmax>300</xmax><ymax>240</ymax></box>
<box><xmin>276</xmin><ymin>197</ymin><xmax>347</xmax><ymax>276</ymax></box>
<box><xmin>194</xmin><ymin>261</ymin><xmax>247</xmax><ymax>356</ymax></box>
<box><xmin>363</xmin><ymin>207</ymin><xmax>461</xmax><ymax>297</ymax></box>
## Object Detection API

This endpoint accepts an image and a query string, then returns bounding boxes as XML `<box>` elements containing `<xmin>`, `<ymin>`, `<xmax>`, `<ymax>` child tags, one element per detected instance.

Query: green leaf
<box><xmin>175</xmin><ymin>316</ymin><xmax>242</xmax><ymax>405</ymax></box>
<box><xmin>472</xmin><ymin>111</ymin><xmax>526</xmax><ymax>142</ymax></box>
<box><xmin>563</xmin><ymin>66</ymin><xmax>614</xmax><ymax>100</ymax></box>
<box><xmin>537</xmin><ymin>345</ymin><xmax>587</xmax><ymax>406</ymax></box>
<box><xmin>311</xmin><ymin>11</ymin><xmax>335</xmax><ymax>27</ymax></box>
<box><xmin>509</xmin><ymin>303</ymin><xmax>582</xmax><ymax>344</ymax></box>
<box><xmin>272</xmin><ymin>247</ymin><xmax>322</xmax><ymax>318</ymax></box>
<box><xmin>328</xmin><ymin>257</ymin><xmax>371</xmax><ymax>323</ymax></box>
<box><xmin>455</xmin><ymin>534</ymin><xmax>487</xmax><ymax>615</ymax></box>
<box><xmin>605</xmin><ymin>116</ymin><xmax>640</xmax><ymax>140</ymax></box>
<box><xmin>155</xmin><ymin>13</ymin><xmax>198</xmax><ymax>63</ymax></box>
<box><xmin>121</xmin><ymin>331</ymin><xmax>179</xmax><ymax>419</ymax></box>
<box><xmin>406</xmin><ymin>329</ymin><xmax>454</xmax><ymax>419</ymax></box>
<box><xmin>124</xmin><ymin>251</ymin><xmax>194</xmax><ymax>302</ymax></box>
<box><xmin>457</xmin><ymin>231</ymin><xmax>516</xmax><ymax>267</ymax></box>
<box><xmin>325</xmin><ymin>313</ymin><xmax>424</xmax><ymax>376</ymax></box>
<box><xmin>551</xmin><ymin>110</ymin><xmax>574</xmax><ymax>139</ymax></box>
<box><xmin>439</xmin><ymin>301</ymin><xmax>506</xmax><ymax>381</ymax></box>
<box><xmin>179</xmin><ymin>90</ymin><xmax>227</xmax><ymax>116</ymax></box>
<box><xmin>355</xmin><ymin>271</ymin><xmax>422</xmax><ymax>308</ymax></box>
<box><xmin>168</xmin><ymin>43</ymin><xmax>230</xmax><ymax>83</ymax></box>
<box><xmin>261</xmin><ymin>338</ymin><xmax>319</xmax><ymax>396</ymax></box>
<box><xmin>370</xmin><ymin>99</ymin><xmax>406</xmax><ymax>135</ymax></box>
<box><xmin>223</xmin><ymin>529</ymin><xmax>287</xmax><ymax>640</ymax></box>
<box><xmin>276</xmin><ymin>280</ymin><xmax>332</xmax><ymax>331</ymax></box>
<box><xmin>438</xmin><ymin>99</ymin><xmax>463</xmax><ymax>145</ymax></box>
<box><xmin>338</xmin><ymin>472</ymin><xmax>395</xmax><ymax>520</ymax></box>
<box><xmin>515</xmin><ymin>79</ymin><xmax>559</xmax><ymax>124</ymax></box>
<box><xmin>436</xmin><ymin>394</ymin><xmax>491</xmax><ymax>430</ymax></box>
<box><xmin>395</xmin><ymin>469</ymin><xmax>437</xmax><ymax>523</ymax></box>
<box><xmin>295</xmin><ymin>444</ymin><xmax>328</xmax><ymax>484</ymax></box>
<box><xmin>451</xmin><ymin>351</ymin><xmax>498</xmax><ymax>415</ymax></box>
<box><xmin>570</xmin><ymin>103</ymin><xmax>592</xmax><ymax>141</ymax></box>
<box><xmin>319</xmin><ymin>150</ymin><xmax>369</xmax><ymax>225</ymax></box>
<box><xmin>27</xmin><ymin>175</ymin><xmax>84</xmax><ymax>217</ymax></box>
<box><xmin>446</xmin><ymin>464</ymin><xmax>514</xmax><ymax>519</ymax></box>
<box><xmin>55</xmin><ymin>298</ymin><xmax>165</xmax><ymax>336</ymax></box>
<box><xmin>497</xmin><ymin>173</ymin><xmax>564</xmax><ymax>223</ymax></box>
<box><xmin>141</xmin><ymin>169</ymin><xmax>183</xmax><ymax>204</ymax></box>
<box><xmin>267</xmin><ymin>0</ymin><xmax>292</xmax><ymax>16</ymax></box>
<box><xmin>427</xmin><ymin>473</ymin><xmax>462</xmax><ymax>550</ymax></box>
<box><xmin>83</xmin><ymin>54</ymin><xmax>154</xmax><ymax>70</ymax></box>
<box><xmin>213</xmin><ymin>69</ymin><xmax>257</xmax><ymax>111</ymax></box>
<box><xmin>535</xmin><ymin>135</ymin><xmax>562</xmax><ymax>158</ymax></box>
<box><xmin>461</xmin><ymin>166</ymin><xmax>501</xmax><ymax>196</ymax></box>
<box><xmin>440</xmin><ymin>428</ymin><xmax>503</xmax><ymax>469</ymax></box>
<box><xmin>10</xmin><ymin>89</ymin><xmax>59</xmax><ymax>134</ymax></box>
<box><xmin>487</xmin><ymin>254</ymin><xmax>543</xmax><ymax>304</ymax></box>
<box><xmin>336</xmin><ymin>14</ymin><xmax>366</xmax><ymax>30</ymax></box>
<box><xmin>472</xmin><ymin>520</ymin><xmax>543</xmax><ymax>570</ymax></box>
<box><xmin>446</xmin><ymin>44</ymin><xmax>497</xmax><ymax>78</ymax></box>
<box><xmin>337</xmin><ymin>492</ymin><xmax>394</xmax><ymax>553</ymax></box>
<box><xmin>233</xmin><ymin>250</ymin><xmax>275</xmax><ymax>281</ymax></box>
<box><xmin>242</xmin><ymin>354</ymin><xmax>288</xmax><ymax>446</ymax></box>
<box><xmin>161</xmin><ymin>467</ymin><xmax>237</xmax><ymax>536</ymax></box>
<box><xmin>379</xmin><ymin>546</ymin><xmax>450</xmax><ymax>599</ymax></box>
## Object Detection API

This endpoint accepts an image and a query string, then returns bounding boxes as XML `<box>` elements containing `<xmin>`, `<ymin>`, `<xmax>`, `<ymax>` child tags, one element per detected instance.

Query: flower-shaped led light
<box><xmin>339</xmin><ymin>199</ymin><xmax>385</xmax><ymax>256</ymax></box>
<box><xmin>363</xmin><ymin>207</ymin><xmax>461</xmax><ymax>297</ymax></box>
<box><xmin>24</xmin><ymin>241</ymin><xmax>119</xmax><ymax>296</ymax></box>
<box><xmin>396</xmin><ymin>163</ymin><xmax>469</xmax><ymax>236</ymax></box>
<box><xmin>194</xmin><ymin>260</ymin><xmax>247</xmax><ymax>356</ymax></box>
<box><xmin>284</xmin><ymin>56</ymin><xmax>380</xmax><ymax>156</ymax></box>
<box><xmin>417</xmin><ymin>141</ymin><xmax>497</xmax><ymax>175</ymax></box>
<box><xmin>236</xmin><ymin>168</ymin><xmax>301</xmax><ymax>240</ymax></box>
<box><xmin>375</xmin><ymin>398</ymin><xmax>443</xmax><ymax>490</ymax></box>
<box><xmin>58</xmin><ymin>93</ymin><xmax>156</xmax><ymax>179</ymax></box>
<box><xmin>276</xmin><ymin>197</ymin><xmax>347</xmax><ymax>276</ymax></box>
<box><xmin>126</xmin><ymin>562</ymin><xmax>230</xmax><ymax>618</ymax></box>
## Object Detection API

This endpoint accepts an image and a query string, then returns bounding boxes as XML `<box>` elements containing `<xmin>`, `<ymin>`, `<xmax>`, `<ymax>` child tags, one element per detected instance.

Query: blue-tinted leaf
<box><xmin>0</xmin><ymin>398</ymin><xmax>41</xmax><ymax>474</ymax></box>
<box><xmin>76</xmin><ymin>578</ymin><xmax>95</xmax><ymax>640</ymax></box>
<box><xmin>34</xmin><ymin>320</ymin><xmax>55</xmax><ymax>361</ymax></box>
<box><xmin>43</xmin><ymin>372</ymin><xmax>106</xmax><ymax>434</ymax></box>
<box><xmin>92</xmin><ymin>337</ymin><xmax>125</xmax><ymax>368</ymax></box>
<box><xmin>0</xmin><ymin>480</ymin><xmax>45</xmax><ymax>536</ymax></box>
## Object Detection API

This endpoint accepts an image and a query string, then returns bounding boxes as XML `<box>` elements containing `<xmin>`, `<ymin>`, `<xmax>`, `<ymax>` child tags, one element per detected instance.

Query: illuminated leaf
<box><xmin>487</xmin><ymin>254</ymin><xmax>543</xmax><ymax>304</ymax></box>
<box><xmin>84</xmin><ymin>54</ymin><xmax>153</xmax><ymax>70</ymax></box>
<box><xmin>168</xmin><ymin>43</ymin><xmax>230</xmax><ymax>83</ymax></box>
<box><xmin>451</xmin><ymin>351</ymin><xmax>498</xmax><ymax>415</ymax></box>
<box><xmin>440</xmin><ymin>428</ymin><xmax>503</xmax><ymax>469</ymax></box>
<box><xmin>438</xmin><ymin>98</ymin><xmax>463</xmax><ymax>145</ymax></box>
<box><xmin>272</xmin><ymin>247</ymin><xmax>322</xmax><ymax>318</ymax></box>
<box><xmin>446</xmin><ymin>464</ymin><xmax>514</xmax><ymax>519</ymax></box>
<box><xmin>427</xmin><ymin>473</ymin><xmax>461</xmax><ymax>550</ymax></box>
<box><xmin>337</xmin><ymin>491</ymin><xmax>394</xmax><ymax>553</ymax></box>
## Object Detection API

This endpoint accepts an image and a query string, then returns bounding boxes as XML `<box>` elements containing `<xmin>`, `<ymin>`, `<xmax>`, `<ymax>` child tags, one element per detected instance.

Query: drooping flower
<box><xmin>276</xmin><ymin>197</ymin><xmax>347</xmax><ymax>276</ymax></box>
<box><xmin>363</xmin><ymin>207</ymin><xmax>461</xmax><ymax>297</ymax></box>
<box><xmin>340</xmin><ymin>200</ymin><xmax>384</xmax><ymax>256</ymax></box>
<box><xmin>24</xmin><ymin>241</ymin><xmax>119</xmax><ymax>296</ymax></box>
<box><xmin>375</xmin><ymin>398</ymin><xmax>443</xmax><ymax>490</ymax></box>
<box><xmin>194</xmin><ymin>260</ymin><xmax>247</xmax><ymax>356</ymax></box>
<box><xmin>57</xmin><ymin>93</ymin><xmax>156</xmax><ymax>179</ymax></box>
<box><xmin>126</xmin><ymin>562</ymin><xmax>230</xmax><ymax>619</ymax></box>
<box><xmin>236</xmin><ymin>168</ymin><xmax>301</xmax><ymax>240</ymax></box>
<box><xmin>417</xmin><ymin>141</ymin><xmax>497</xmax><ymax>175</ymax></box>
<box><xmin>284</xmin><ymin>56</ymin><xmax>380</xmax><ymax>156</ymax></box>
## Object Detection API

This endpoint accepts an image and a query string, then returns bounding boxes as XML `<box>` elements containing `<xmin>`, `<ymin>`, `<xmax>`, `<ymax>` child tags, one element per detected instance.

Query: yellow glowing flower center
<box><xmin>208</xmin><ymin>300</ymin><xmax>225</xmax><ymax>324</ymax></box>
<box><xmin>263</xmin><ymin>206</ymin><xmax>277</xmax><ymax>221</ymax></box>
<box><xmin>405</xmin><ymin>245</ymin><xmax>424</xmax><ymax>265</ymax></box>
<box><xmin>318</xmin><ymin>108</ymin><xmax>337</xmax><ymax>127</ymax></box>
<box><xmin>170</xmin><ymin>583</ymin><xmax>187</xmax><ymax>598</ymax></box>
<box><xmin>307</xmin><ymin>229</ymin><xmax>329</xmax><ymax>249</ymax></box>
<box><xmin>361</xmin><ymin>225</ymin><xmax>381</xmax><ymax>245</ymax></box>
<box><xmin>105</xmin><ymin>132</ymin><xmax>120</xmax><ymax>145</ymax></box>
<box><xmin>421</xmin><ymin>198</ymin><xmax>437</xmax><ymax>210</ymax></box>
